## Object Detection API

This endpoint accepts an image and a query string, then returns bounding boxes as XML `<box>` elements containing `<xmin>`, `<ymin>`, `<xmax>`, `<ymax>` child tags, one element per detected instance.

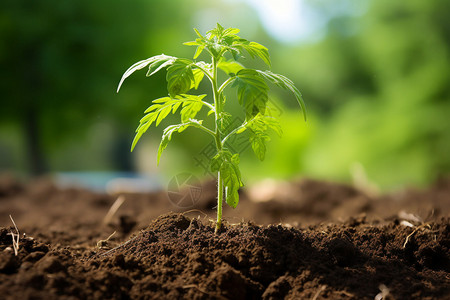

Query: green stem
<box><xmin>215</xmin><ymin>170</ymin><xmax>223</xmax><ymax>234</ymax></box>
<box><xmin>212</xmin><ymin>57</ymin><xmax>221</xmax><ymax>123</ymax></box>
<box><xmin>211</xmin><ymin>56</ymin><xmax>224</xmax><ymax>234</ymax></box>
<box><xmin>201</xmin><ymin>101</ymin><xmax>215</xmax><ymax>111</ymax></box>
<box><xmin>192</xmin><ymin>63</ymin><xmax>214</xmax><ymax>84</ymax></box>
<box><xmin>218</xmin><ymin>77</ymin><xmax>234</xmax><ymax>96</ymax></box>
<box><xmin>194</xmin><ymin>123</ymin><xmax>216</xmax><ymax>138</ymax></box>
<box><xmin>222</xmin><ymin>121</ymin><xmax>247</xmax><ymax>145</ymax></box>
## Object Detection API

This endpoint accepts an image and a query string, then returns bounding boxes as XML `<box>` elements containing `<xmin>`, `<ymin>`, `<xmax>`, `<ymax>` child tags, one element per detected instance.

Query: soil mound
<box><xmin>0</xmin><ymin>175</ymin><xmax>449</xmax><ymax>299</ymax></box>
<box><xmin>3</xmin><ymin>213</ymin><xmax>444</xmax><ymax>299</ymax></box>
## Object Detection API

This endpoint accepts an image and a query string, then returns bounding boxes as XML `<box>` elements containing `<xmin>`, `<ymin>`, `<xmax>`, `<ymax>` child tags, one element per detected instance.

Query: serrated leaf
<box><xmin>156</xmin><ymin>105</ymin><xmax>172</xmax><ymax>126</ymax></box>
<box><xmin>207</xmin><ymin>23</ymin><xmax>225</xmax><ymax>40</ymax></box>
<box><xmin>146</xmin><ymin>57</ymin><xmax>176</xmax><ymax>77</ymax></box>
<box><xmin>246</xmin><ymin>114</ymin><xmax>283</xmax><ymax>137</ymax></box>
<box><xmin>233</xmin><ymin>69</ymin><xmax>269</xmax><ymax>119</ymax></box>
<box><xmin>157</xmin><ymin>120</ymin><xmax>203</xmax><ymax>164</ymax></box>
<box><xmin>210</xmin><ymin>150</ymin><xmax>243</xmax><ymax>208</ymax></box>
<box><xmin>193</xmin><ymin>45</ymin><xmax>205</xmax><ymax>59</ymax></box>
<box><xmin>131</xmin><ymin>118</ymin><xmax>153</xmax><ymax>152</ymax></box>
<box><xmin>191</xmin><ymin>68</ymin><xmax>204</xmax><ymax>89</ymax></box>
<box><xmin>216</xmin><ymin>112</ymin><xmax>232</xmax><ymax>134</ymax></box>
<box><xmin>217</xmin><ymin>59</ymin><xmax>244</xmax><ymax>75</ymax></box>
<box><xmin>249</xmin><ymin>130</ymin><xmax>270</xmax><ymax>161</ymax></box>
<box><xmin>193</xmin><ymin>61</ymin><xmax>213</xmax><ymax>77</ymax></box>
<box><xmin>263</xmin><ymin>117</ymin><xmax>283</xmax><ymax>137</ymax></box>
<box><xmin>257</xmin><ymin>70</ymin><xmax>307</xmax><ymax>121</ymax></box>
<box><xmin>222</xmin><ymin>28</ymin><xmax>240</xmax><ymax>37</ymax></box>
<box><xmin>131</xmin><ymin>95</ymin><xmax>208</xmax><ymax>152</ymax></box>
<box><xmin>232</xmin><ymin>40</ymin><xmax>271</xmax><ymax>67</ymax></box>
<box><xmin>223</xmin><ymin>173</ymin><xmax>239</xmax><ymax>208</ymax></box>
<box><xmin>180</xmin><ymin>94</ymin><xmax>206</xmax><ymax>122</ymax></box>
<box><xmin>117</xmin><ymin>54</ymin><xmax>176</xmax><ymax>92</ymax></box>
<box><xmin>166</xmin><ymin>59</ymin><xmax>195</xmax><ymax>97</ymax></box>
<box><xmin>210</xmin><ymin>153</ymin><xmax>222</xmax><ymax>172</ymax></box>
<box><xmin>231</xmin><ymin>153</ymin><xmax>240</xmax><ymax>165</ymax></box>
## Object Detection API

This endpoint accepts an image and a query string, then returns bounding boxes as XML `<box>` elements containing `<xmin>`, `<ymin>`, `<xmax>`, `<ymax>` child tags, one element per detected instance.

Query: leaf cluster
<box><xmin>183</xmin><ymin>23</ymin><xmax>270</xmax><ymax>66</ymax></box>
<box><xmin>117</xmin><ymin>23</ymin><xmax>306</xmax><ymax>212</ymax></box>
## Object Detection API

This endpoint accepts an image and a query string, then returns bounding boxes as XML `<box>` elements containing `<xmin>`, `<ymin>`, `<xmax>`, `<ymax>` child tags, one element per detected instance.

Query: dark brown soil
<box><xmin>0</xmin><ymin>175</ymin><xmax>449</xmax><ymax>299</ymax></box>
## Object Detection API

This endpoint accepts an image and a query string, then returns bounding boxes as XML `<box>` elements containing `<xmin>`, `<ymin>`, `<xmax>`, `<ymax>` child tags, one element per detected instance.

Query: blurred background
<box><xmin>1</xmin><ymin>0</ymin><xmax>449</xmax><ymax>192</ymax></box>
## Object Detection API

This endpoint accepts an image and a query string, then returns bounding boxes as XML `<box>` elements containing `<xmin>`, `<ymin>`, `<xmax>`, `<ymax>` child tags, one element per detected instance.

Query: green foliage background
<box><xmin>0</xmin><ymin>0</ymin><xmax>449</xmax><ymax>189</ymax></box>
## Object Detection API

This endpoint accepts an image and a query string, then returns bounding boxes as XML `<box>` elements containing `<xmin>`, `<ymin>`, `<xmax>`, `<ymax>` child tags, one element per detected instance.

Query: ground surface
<box><xmin>0</xmin><ymin>175</ymin><xmax>449</xmax><ymax>299</ymax></box>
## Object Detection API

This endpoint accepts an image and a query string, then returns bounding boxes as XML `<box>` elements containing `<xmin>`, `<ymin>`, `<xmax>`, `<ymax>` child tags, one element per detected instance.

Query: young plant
<box><xmin>117</xmin><ymin>24</ymin><xmax>306</xmax><ymax>233</ymax></box>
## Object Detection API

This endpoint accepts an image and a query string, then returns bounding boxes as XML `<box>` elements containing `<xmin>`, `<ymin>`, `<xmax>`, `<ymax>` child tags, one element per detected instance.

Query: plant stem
<box><xmin>218</xmin><ymin>77</ymin><xmax>234</xmax><ymax>95</ymax></box>
<box><xmin>215</xmin><ymin>170</ymin><xmax>223</xmax><ymax>234</ymax></box>
<box><xmin>222</xmin><ymin>121</ymin><xmax>247</xmax><ymax>145</ymax></box>
<box><xmin>212</xmin><ymin>56</ymin><xmax>224</xmax><ymax>234</ymax></box>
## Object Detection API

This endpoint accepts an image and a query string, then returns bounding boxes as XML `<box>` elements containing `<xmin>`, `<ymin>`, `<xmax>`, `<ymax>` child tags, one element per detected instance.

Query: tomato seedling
<box><xmin>117</xmin><ymin>24</ymin><xmax>306</xmax><ymax>233</ymax></box>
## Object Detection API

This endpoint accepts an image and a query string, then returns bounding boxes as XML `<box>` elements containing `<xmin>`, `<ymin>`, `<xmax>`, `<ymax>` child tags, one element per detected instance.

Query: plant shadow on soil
<box><xmin>0</xmin><ymin>175</ymin><xmax>449</xmax><ymax>299</ymax></box>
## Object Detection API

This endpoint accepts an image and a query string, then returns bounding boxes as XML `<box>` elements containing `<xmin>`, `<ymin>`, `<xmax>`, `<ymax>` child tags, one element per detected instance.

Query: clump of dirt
<box><xmin>1</xmin><ymin>213</ymin><xmax>449</xmax><ymax>299</ymax></box>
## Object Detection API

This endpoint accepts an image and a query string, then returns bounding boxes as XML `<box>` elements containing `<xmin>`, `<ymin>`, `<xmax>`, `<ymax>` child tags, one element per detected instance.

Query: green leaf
<box><xmin>233</xmin><ymin>40</ymin><xmax>271</xmax><ymax>67</ymax></box>
<box><xmin>180</xmin><ymin>94</ymin><xmax>206</xmax><ymax>122</ymax></box>
<box><xmin>157</xmin><ymin>120</ymin><xmax>203</xmax><ymax>164</ymax></box>
<box><xmin>193</xmin><ymin>45</ymin><xmax>205</xmax><ymax>59</ymax></box>
<box><xmin>194</xmin><ymin>28</ymin><xmax>204</xmax><ymax>39</ymax></box>
<box><xmin>257</xmin><ymin>70</ymin><xmax>307</xmax><ymax>121</ymax></box>
<box><xmin>117</xmin><ymin>54</ymin><xmax>177</xmax><ymax>92</ymax></box>
<box><xmin>131</xmin><ymin>98</ymin><xmax>174</xmax><ymax>152</ymax></box>
<box><xmin>130</xmin><ymin>119</ymin><xmax>153</xmax><ymax>152</ymax></box>
<box><xmin>207</xmin><ymin>23</ymin><xmax>225</xmax><ymax>40</ymax></box>
<box><xmin>193</xmin><ymin>61</ymin><xmax>213</xmax><ymax>78</ymax></box>
<box><xmin>249</xmin><ymin>130</ymin><xmax>270</xmax><ymax>161</ymax></box>
<box><xmin>216</xmin><ymin>112</ymin><xmax>232</xmax><ymax>134</ymax></box>
<box><xmin>232</xmin><ymin>69</ymin><xmax>269</xmax><ymax>119</ymax></box>
<box><xmin>246</xmin><ymin>114</ymin><xmax>283</xmax><ymax>137</ymax></box>
<box><xmin>262</xmin><ymin>117</ymin><xmax>283</xmax><ymax>137</ymax></box>
<box><xmin>222</xmin><ymin>28</ymin><xmax>240</xmax><ymax>37</ymax></box>
<box><xmin>131</xmin><ymin>95</ymin><xmax>208</xmax><ymax>151</ymax></box>
<box><xmin>210</xmin><ymin>150</ymin><xmax>243</xmax><ymax>208</ymax></box>
<box><xmin>217</xmin><ymin>59</ymin><xmax>244</xmax><ymax>75</ymax></box>
<box><xmin>223</xmin><ymin>168</ymin><xmax>239</xmax><ymax>208</ymax></box>
<box><xmin>166</xmin><ymin>59</ymin><xmax>195</xmax><ymax>97</ymax></box>
<box><xmin>146</xmin><ymin>57</ymin><xmax>177</xmax><ymax>77</ymax></box>
<box><xmin>184</xmin><ymin>37</ymin><xmax>207</xmax><ymax>59</ymax></box>
<box><xmin>191</xmin><ymin>68</ymin><xmax>204</xmax><ymax>89</ymax></box>
<box><xmin>183</xmin><ymin>41</ymin><xmax>199</xmax><ymax>46</ymax></box>
<box><xmin>235</xmin><ymin>114</ymin><xmax>281</xmax><ymax>161</ymax></box>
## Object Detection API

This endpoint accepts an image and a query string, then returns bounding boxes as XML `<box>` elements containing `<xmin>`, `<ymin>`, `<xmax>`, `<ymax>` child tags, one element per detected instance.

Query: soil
<box><xmin>0</xmin><ymin>174</ymin><xmax>449</xmax><ymax>299</ymax></box>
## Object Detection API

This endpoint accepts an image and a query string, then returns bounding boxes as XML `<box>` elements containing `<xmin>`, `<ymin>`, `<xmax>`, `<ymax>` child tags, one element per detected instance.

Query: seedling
<box><xmin>97</xmin><ymin>231</ymin><xmax>117</xmax><ymax>250</ymax></box>
<box><xmin>117</xmin><ymin>24</ymin><xmax>306</xmax><ymax>233</ymax></box>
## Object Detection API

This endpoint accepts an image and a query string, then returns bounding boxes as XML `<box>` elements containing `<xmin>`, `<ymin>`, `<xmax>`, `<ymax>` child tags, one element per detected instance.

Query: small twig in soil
<box><xmin>96</xmin><ymin>231</ymin><xmax>117</xmax><ymax>250</ymax></box>
<box><xmin>95</xmin><ymin>234</ymin><xmax>140</xmax><ymax>258</ymax></box>
<box><xmin>183</xmin><ymin>284</ymin><xmax>228</xmax><ymax>300</ymax></box>
<box><xmin>182</xmin><ymin>209</ymin><xmax>209</xmax><ymax>218</ymax></box>
<box><xmin>103</xmin><ymin>195</ymin><xmax>125</xmax><ymax>225</ymax></box>
<box><xmin>403</xmin><ymin>223</ymin><xmax>432</xmax><ymax>248</ymax></box>
<box><xmin>7</xmin><ymin>215</ymin><xmax>20</xmax><ymax>256</ymax></box>
<box><xmin>312</xmin><ymin>285</ymin><xmax>326</xmax><ymax>300</ymax></box>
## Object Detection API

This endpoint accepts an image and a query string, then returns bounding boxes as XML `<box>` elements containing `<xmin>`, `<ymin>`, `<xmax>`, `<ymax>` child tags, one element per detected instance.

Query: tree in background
<box><xmin>283</xmin><ymin>0</ymin><xmax>450</xmax><ymax>187</ymax></box>
<box><xmin>0</xmin><ymin>0</ymin><xmax>195</xmax><ymax>175</ymax></box>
